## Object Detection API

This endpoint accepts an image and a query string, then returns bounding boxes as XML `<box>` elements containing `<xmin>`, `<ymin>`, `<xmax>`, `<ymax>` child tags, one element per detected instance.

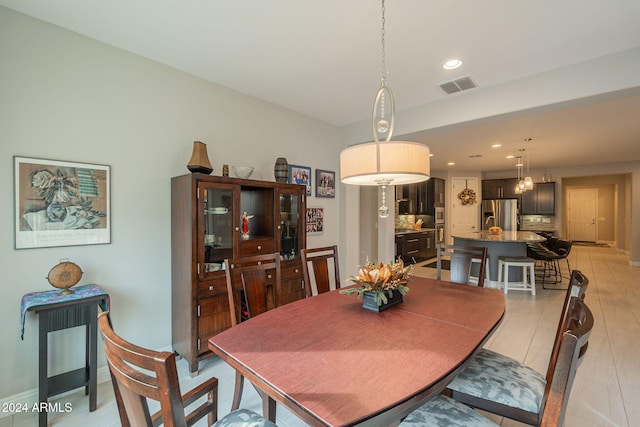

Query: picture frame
<box><xmin>14</xmin><ymin>156</ymin><xmax>111</xmax><ymax>249</ymax></box>
<box><xmin>288</xmin><ymin>164</ymin><xmax>312</xmax><ymax>196</ymax></box>
<box><xmin>315</xmin><ymin>169</ymin><xmax>335</xmax><ymax>198</ymax></box>
<box><xmin>306</xmin><ymin>207</ymin><xmax>324</xmax><ymax>233</ymax></box>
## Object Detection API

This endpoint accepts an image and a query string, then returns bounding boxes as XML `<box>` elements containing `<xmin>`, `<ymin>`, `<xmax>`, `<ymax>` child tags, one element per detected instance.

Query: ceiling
<box><xmin>2</xmin><ymin>0</ymin><xmax>640</xmax><ymax>172</ymax></box>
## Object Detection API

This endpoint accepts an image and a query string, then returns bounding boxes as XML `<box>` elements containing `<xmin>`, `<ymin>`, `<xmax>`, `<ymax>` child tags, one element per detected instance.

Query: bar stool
<box><xmin>498</xmin><ymin>256</ymin><xmax>536</xmax><ymax>295</ymax></box>
<box><xmin>469</xmin><ymin>257</ymin><xmax>490</xmax><ymax>287</ymax></box>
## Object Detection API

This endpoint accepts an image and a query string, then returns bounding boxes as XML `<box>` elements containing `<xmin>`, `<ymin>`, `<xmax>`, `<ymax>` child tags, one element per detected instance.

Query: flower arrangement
<box><xmin>340</xmin><ymin>258</ymin><xmax>412</xmax><ymax>306</ymax></box>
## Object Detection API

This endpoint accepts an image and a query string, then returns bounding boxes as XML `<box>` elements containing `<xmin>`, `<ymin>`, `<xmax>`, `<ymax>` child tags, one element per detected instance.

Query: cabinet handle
<box><xmin>268</xmin><ymin>274</ymin><xmax>272</xmax><ymax>279</ymax></box>
<box><xmin>257</xmin><ymin>245</ymin><xmax>262</xmax><ymax>250</ymax></box>
<box><xmin>208</xmin><ymin>286</ymin><xmax>214</xmax><ymax>291</ymax></box>
<box><xmin>407</xmin><ymin>238</ymin><xmax>419</xmax><ymax>243</ymax></box>
<box><xmin>235</xmin><ymin>226</ymin><xmax>240</xmax><ymax>231</ymax></box>
<box><xmin>294</xmin><ymin>269</ymin><xmax>299</xmax><ymax>273</ymax></box>
<box><xmin>277</xmin><ymin>225</ymin><xmax>281</xmax><ymax>230</ymax></box>
<box><xmin>407</xmin><ymin>250</ymin><xmax>419</xmax><ymax>254</ymax></box>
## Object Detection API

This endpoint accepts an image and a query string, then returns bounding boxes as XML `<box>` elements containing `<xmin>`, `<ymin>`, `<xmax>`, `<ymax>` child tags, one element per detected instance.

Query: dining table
<box><xmin>208</xmin><ymin>276</ymin><xmax>505</xmax><ymax>426</ymax></box>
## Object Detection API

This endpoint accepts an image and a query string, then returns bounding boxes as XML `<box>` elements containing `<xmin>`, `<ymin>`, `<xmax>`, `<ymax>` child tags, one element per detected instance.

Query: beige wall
<box><xmin>563</xmin><ymin>174</ymin><xmax>629</xmax><ymax>247</ymax></box>
<box><xmin>0</xmin><ymin>7</ymin><xmax>341</xmax><ymax>401</ymax></box>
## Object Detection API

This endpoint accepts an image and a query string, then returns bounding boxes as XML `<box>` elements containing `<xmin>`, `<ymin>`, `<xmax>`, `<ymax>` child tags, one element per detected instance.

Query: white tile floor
<box><xmin>2</xmin><ymin>244</ymin><xmax>637</xmax><ymax>426</ymax></box>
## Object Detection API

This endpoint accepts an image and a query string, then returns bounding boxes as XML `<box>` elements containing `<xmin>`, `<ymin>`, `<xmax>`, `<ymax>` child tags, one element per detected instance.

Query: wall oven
<box><xmin>435</xmin><ymin>207</ymin><xmax>445</xmax><ymax>225</ymax></box>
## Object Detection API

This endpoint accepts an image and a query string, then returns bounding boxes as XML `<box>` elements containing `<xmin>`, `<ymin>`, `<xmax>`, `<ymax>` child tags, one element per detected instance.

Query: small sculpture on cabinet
<box><xmin>241</xmin><ymin>211</ymin><xmax>254</xmax><ymax>240</ymax></box>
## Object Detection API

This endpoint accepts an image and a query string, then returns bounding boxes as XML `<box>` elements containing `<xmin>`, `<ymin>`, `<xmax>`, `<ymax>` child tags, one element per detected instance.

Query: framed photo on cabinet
<box><xmin>288</xmin><ymin>164</ymin><xmax>311</xmax><ymax>196</ymax></box>
<box><xmin>315</xmin><ymin>169</ymin><xmax>335</xmax><ymax>198</ymax></box>
<box><xmin>14</xmin><ymin>156</ymin><xmax>111</xmax><ymax>249</ymax></box>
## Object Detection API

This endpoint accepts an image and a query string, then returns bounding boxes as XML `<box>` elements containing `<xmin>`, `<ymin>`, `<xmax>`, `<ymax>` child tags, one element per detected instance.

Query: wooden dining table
<box><xmin>208</xmin><ymin>276</ymin><xmax>505</xmax><ymax>426</ymax></box>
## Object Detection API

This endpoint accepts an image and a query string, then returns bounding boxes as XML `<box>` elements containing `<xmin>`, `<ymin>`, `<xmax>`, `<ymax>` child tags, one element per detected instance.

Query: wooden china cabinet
<box><xmin>171</xmin><ymin>173</ymin><xmax>306</xmax><ymax>374</ymax></box>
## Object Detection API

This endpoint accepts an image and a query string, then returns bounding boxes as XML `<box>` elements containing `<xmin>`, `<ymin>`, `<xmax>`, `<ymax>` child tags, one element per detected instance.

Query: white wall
<box><xmin>0</xmin><ymin>7</ymin><xmax>341</xmax><ymax>400</ymax></box>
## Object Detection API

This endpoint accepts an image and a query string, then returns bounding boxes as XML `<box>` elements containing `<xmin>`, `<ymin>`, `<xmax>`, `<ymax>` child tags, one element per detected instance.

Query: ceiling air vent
<box><xmin>439</xmin><ymin>76</ymin><xmax>477</xmax><ymax>94</ymax></box>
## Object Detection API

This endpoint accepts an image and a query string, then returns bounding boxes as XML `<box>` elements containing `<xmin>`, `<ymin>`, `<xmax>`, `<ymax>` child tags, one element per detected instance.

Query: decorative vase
<box><xmin>274</xmin><ymin>157</ymin><xmax>289</xmax><ymax>183</ymax></box>
<box><xmin>362</xmin><ymin>290</ymin><xmax>404</xmax><ymax>312</ymax></box>
<box><xmin>187</xmin><ymin>141</ymin><xmax>213</xmax><ymax>174</ymax></box>
<box><xmin>46</xmin><ymin>202</ymin><xmax>67</xmax><ymax>222</ymax></box>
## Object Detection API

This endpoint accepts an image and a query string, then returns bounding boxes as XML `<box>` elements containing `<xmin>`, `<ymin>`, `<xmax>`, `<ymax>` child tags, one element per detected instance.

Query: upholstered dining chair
<box><xmin>98</xmin><ymin>312</ymin><xmax>275</xmax><ymax>427</ymax></box>
<box><xmin>300</xmin><ymin>245</ymin><xmax>341</xmax><ymax>297</ymax></box>
<box><xmin>436</xmin><ymin>244</ymin><xmax>488</xmax><ymax>287</ymax></box>
<box><xmin>443</xmin><ymin>269</ymin><xmax>589</xmax><ymax>425</ymax></box>
<box><xmin>399</xmin><ymin>296</ymin><xmax>594</xmax><ymax>427</ymax></box>
<box><xmin>224</xmin><ymin>253</ymin><xmax>282</xmax><ymax>416</ymax></box>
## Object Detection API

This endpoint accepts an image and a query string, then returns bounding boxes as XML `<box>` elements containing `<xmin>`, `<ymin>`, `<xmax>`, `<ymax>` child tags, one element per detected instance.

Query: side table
<box><xmin>21</xmin><ymin>284</ymin><xmax>109</xmax><ymax>427</ymax></box>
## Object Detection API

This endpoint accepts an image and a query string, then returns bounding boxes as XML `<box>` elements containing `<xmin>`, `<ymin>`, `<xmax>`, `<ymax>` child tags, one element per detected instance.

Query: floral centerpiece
<box><xmin>340</xmin><ymin>258</ymin><xmax>412</xmax><ymax>310</ymax></box>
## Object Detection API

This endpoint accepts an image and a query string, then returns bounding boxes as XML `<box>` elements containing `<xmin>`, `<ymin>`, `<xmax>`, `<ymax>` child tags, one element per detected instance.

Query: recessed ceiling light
<box><xmin>442</xmin><ymin>59</ymin><xmax>463</xmax><ymax>70</ymax></box>
<box><xmin>447</xmin><ymin>161</ymin><xmax>456</xmax><ymax>166</ymax></box>
<box><xmin>506</xmin><ymin>155</ymin><xmax>515</xmax><ymax>159</ymax></box>
<box><xmin>491</xmin><ymin>143</ymin><xmax>502</xmax><ymax>148</ymax></box>
<box><xmin>429</xmin><ymin>153</ymin><xmax>434</xmax><ymax>157</ymax></box>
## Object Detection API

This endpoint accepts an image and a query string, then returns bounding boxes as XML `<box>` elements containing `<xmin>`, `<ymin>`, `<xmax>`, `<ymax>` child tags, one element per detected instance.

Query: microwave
<box><xmin>435</xmin><ymin>207</ymin><xmax>445</xmax><ymax>224</ymax></box>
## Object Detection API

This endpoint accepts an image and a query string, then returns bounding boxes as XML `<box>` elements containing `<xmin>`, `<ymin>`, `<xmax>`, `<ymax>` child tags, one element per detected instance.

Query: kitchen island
<box><xmin>452</xmin><ymin>230</ymin><xmax>546</xmax><ymax>288</ymax></box>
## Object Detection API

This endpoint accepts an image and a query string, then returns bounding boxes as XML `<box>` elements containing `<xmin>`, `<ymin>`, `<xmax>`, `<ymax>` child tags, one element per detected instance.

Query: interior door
<box><xmin>451</xmin><ymin>178</ymin><xmax>479</xmax><ymax>242</ymax></box>
<box><xmin>567</xmin><ymin>188</ymin><xmax>597</xmax><ymax>241</ymax></box>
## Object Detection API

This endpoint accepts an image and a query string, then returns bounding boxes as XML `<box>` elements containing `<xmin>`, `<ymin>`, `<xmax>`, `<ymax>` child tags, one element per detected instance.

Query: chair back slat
<box><xmin>540</xmin><ymin>298</ymin><xmax>594</xmax><ymax>427</ymax></box>
<box><xmin>437</xmin><ymin>244</ymin><xmax>488</xmax><ymax>287</ymax></box>
<box><xmin>224</xmin><ymin>253</ymin><xmax>282</xmax><ymax>326</ymax></box>
<box><xmin>98</xmin><ymin>313</ymin><xmax>188</xmax><ymax>427</ymax></box>
<box><xmin>301</xmin><ymin>245</ymin><xmax>341</xmax><ymax>297</ymax></box>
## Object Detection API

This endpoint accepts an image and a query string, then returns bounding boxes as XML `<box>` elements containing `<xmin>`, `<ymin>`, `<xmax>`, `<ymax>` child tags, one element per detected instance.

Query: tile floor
<box><xmin>1</xmin><ymin>244</ymin><xmax>637</xmax><ymax>426</ymax></box>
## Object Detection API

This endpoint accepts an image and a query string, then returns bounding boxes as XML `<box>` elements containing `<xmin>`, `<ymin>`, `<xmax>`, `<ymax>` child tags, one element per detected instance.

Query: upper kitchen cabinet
<box><xmin>521</xmin><ymin>182</ymin><xmax>555</xmax><ymax>215</ymax></box>
<box><xmin>396</xmin><ymin>184</ymin><xmax>417</xmax><ymax>214</ymax></box>
<box><xmin>398</xmin><ymin>178</ymin><xmax>445</xmax><ymax>215</ymax></box>
<box><xmin>482</xmin><ymin>178</ymin><xmax>520</xmax><ymax>199</ymax></box>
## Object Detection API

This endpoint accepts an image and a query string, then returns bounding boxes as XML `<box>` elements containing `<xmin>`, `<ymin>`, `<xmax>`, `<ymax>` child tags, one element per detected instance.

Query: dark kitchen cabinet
<box><xmin>395</xmin><ymin>230</ymin><xmax>436</xmax><ymax>263</ymax></box>
<box><xmin>482</xmin><ymin>178</ymin><xmax>520</xmax><ymax>199</ymax></box>
<box><xmin>521</xmin><ymin>182</ymin><xmax>555</xmax><ymax>215</ymax></box>
<box><xmin>397</xmin><ymin>177</ymin><xmax>445</xmax><ymax>215</ymax></box>
<box><xmin>396</xmin><ymin>184</ymin><xmax>417</xmax><ymax>214</ymax></box>
<box><xmin>417</xmin><ymin>178</ymin><xmax>445</xmax><ymax>213</ymax></box>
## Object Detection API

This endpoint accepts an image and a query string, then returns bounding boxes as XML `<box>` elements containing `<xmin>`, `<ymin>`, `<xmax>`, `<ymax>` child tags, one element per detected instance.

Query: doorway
<box><xmin>450</xmin><ymin>177</ymin><xmax>480</xmax><ymax>242</ymax></box>
<box><xmin>566</xmin><ymin>188</ymin><xmax>598</xmax><ymax>241</ymax></box>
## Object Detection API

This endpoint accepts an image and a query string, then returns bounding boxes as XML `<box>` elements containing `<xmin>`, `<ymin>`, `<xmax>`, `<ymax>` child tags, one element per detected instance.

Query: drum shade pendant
<box><xmin>339</xmin><ymin>0</ymin><xmax>430</xmax><ymax>218</ymax></box>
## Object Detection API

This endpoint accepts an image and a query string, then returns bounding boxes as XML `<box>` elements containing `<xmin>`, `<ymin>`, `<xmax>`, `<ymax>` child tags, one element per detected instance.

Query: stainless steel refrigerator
<box><xmin>482</xmin><ymin>199</ymin><xmax>519</xmax><ymax>230</ymax></box>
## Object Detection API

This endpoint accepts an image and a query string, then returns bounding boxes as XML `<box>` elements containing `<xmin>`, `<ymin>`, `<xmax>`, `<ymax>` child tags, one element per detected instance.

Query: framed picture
<box><xmin>315</xmin><ymin>169</ymin><xmax>335</xmax><ymax>198</ymax></box>
<box><xmin>14</xmin><ymin>156</ymin><xmax>111</xmax><ymax>249</ymax></box>
<box><xmin>288</xmin><ymin>164</ymin><xmax>311</xmax><ymax>196</ymax></box>
<box><xmin>306</xmin><ymin>207</ymin><xmax>324</xmax><ymax>233</ymax></box>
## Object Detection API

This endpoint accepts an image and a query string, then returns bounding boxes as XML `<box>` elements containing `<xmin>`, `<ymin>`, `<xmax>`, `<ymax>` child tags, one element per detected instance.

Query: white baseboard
<box><xmin>0</xmin><ymin>366</ymin><xmax>111</xmax><ymax>420</ymax></box>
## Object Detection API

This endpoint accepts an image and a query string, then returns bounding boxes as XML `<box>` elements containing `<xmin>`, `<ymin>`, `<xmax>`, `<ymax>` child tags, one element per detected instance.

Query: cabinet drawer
<box><xmin>282</xmin><ymin>261</ymin><xmax>303</xmax><ymax>279</ymax></box>
<box><xmin>239</xmin><ymin>239</ymin><xmax>276</xmax><ymax>257</ymax></box>
<box><xmin>404</xmin><ymin>236</ymin><xmax>421</xmax><ymax>252</ymax></box>
<box><xmin>197</xmin><ymin>275</ymin><xmax>228</xmax><ymax>298</ymax></box>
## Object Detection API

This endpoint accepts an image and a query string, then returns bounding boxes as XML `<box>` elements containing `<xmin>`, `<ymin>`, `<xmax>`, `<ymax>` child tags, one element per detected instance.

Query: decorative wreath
<box><xmin>457</xmin><ymin>187</ymin><xmax>477</xmax><ymax>206</ymax></box>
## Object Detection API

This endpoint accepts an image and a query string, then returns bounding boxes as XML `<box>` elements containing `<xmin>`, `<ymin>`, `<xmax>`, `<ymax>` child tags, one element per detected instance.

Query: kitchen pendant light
<box><xmin>515</xmin><ymin>156</ymin><xmax>524</xmax><ymax>194</ymax></box>
<box><xmin>340</xmin><ymin>0</ymin><xmax>430</xmax><ymax>218</ymax></box>
<box><xmin>523</xmin><ymin>147</ymin><xmax>534</xmax><ymax>190</ymax></box>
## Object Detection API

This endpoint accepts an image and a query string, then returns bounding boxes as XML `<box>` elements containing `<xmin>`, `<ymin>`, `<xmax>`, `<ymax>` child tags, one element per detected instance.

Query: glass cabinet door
<box><xmin>279</xmin><ymin>191</ymin><xmax>301</xmax><ymax>260</ymax></box>
<box><xmin>201</xmin><ymin>184</ymin><xmax>235</xmax><ymax>274</ymax></box>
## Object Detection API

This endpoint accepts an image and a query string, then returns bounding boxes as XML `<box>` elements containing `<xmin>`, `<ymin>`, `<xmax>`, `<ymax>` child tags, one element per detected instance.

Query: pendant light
<box><xmin>515</xmin><ymin>156</ymin><xmax>524</xmax><ymax>194</ymax></box>
<box><xmin>523</xmin><ymin>145</ymin><xmax>534</xmax><ymax>191</ymax></box>
<box><xmin>340</xmin><ymin>0</ymin><xmax>430</xmax><ymax>218</ymax></box>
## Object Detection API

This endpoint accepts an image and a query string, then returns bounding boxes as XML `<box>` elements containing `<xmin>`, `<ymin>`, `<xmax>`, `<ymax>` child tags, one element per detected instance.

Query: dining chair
<box><xmin>442</xmin><ymin>269</ymin><xmax>589</xmax><ymax>425</ymax></box>
<box><xmin>97</xmin><ymin>311</ymin><xmax>276</xmax><ymax>427</ymax></box>
<box><xmin>224</xmin><ymin>252</ymin><xmax>282</xmax><ymax>416</ymax></box>
<box><xmin>400</xmin><ymin>296</ymin><xmax>594</xmax><ymax>427</ymax></box>
<box><xmin>436</xmin><ymin>243</ymin><xmax>488</xmax><ymax>287</ymax></box>
<box><xmin>300</xmin><ymin>245</ymin><xmax>341</xmax><ymax>297</ymax></box>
